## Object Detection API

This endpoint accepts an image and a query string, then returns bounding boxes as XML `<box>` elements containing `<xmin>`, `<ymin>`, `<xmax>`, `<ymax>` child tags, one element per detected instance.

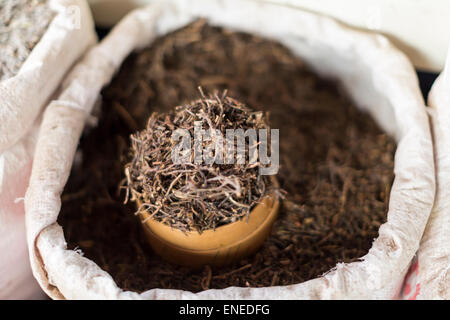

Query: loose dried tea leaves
<box><xmin>125</xmin><ymin>93</ymin><xmax>272</xmax><ymax>232</ymax></box>
<box><xmin>0</xmin><ymin>0</ymin><xmax>55</xmax><ymax>81</ymax></box>
<box><xmin>59</xmin><ymin>21</ymin><xmax>396</xmax><ymax>292</ymax></box>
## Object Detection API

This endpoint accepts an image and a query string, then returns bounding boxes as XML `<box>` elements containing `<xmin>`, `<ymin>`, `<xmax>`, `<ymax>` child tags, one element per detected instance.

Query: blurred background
<box><xmin>88</xmin><ymin>0</ymin><xmax>449</xmax><ymax>99</ymax></box>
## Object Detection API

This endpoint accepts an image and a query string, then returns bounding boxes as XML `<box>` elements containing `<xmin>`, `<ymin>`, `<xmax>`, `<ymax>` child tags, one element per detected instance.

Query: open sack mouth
<box><xmin>58</xmin><ymin>21</ymin><xmax>397</xmax><ymax>292</ymax></box>
<box><xmin>0</xmin><ymin>0</ymin><xmax>55</xmax><ymax>81</ymax></box>
<box><xmin>23</xmin><ymin>0</ymin><xmax>436</xmax><ymax>300</ymax></box>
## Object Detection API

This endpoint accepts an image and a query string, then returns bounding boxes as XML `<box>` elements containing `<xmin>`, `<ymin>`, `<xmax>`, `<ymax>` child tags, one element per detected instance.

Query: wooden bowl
<box><xmin>138</xmin><ymin>182</ymin><xmax>280</xmax><ymax>268</ymax></box>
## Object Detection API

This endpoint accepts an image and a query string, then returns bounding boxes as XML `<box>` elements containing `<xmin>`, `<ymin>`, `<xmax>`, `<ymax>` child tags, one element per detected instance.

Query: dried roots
<box><xmin>125</xmin><ymin>91</ymin><xmax>274</xmax><ymax>233</ymax></box>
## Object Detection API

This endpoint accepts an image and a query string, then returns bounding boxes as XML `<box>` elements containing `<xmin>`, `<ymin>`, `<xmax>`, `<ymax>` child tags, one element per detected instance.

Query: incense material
<box><xmin>125</xmin><ymin>94</ymin><xmax>272</xmax><ymax>232</ymax></box>
<box><xmin>0</xmin><ymin>0</ymin><xmax>55</xmax><ymax>81</ymax></box>
<box><xmin>59</xmin><ymin>21</ymin><xmax>395</xmax><ymax>292</ymax></box>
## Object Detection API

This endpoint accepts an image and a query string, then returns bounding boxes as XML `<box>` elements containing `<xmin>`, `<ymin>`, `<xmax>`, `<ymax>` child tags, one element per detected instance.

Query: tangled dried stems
<box><xmin>125</xmin><ymin>92</ymin><xmax>273</xmax><ymax>232</ymax></box>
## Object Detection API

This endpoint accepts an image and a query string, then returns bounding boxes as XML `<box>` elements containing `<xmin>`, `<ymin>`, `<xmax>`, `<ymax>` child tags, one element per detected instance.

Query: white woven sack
<box><xmin>25</xmin><ymin>0</ymin><xmax>435</xmax><ymax>300</ymax></box>
<box><xmin>401</xmin><ymin>48</ymin><xmax>450</xmax><ymax>300</ymax></box>
<box><xmin>0</xmin><ymin>0</ymin><xmax>96</xmax><ymax>299</ymax></box>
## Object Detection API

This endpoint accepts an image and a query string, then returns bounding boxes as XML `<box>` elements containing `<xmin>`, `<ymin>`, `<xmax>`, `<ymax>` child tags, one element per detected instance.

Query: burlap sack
<box><xmin>0</xmin><ymin>0</ymin><xmax>96</xmax><ymax>299</ymax></box>
<box><xmin>25</xmin><ymin>0</ymin><xmax>435</xmax><ymax>299</ymax></box>
<box><xmin>401</xmin><ymin>49</ymin><xmax>450</xmax><ymax>300</ymax></box>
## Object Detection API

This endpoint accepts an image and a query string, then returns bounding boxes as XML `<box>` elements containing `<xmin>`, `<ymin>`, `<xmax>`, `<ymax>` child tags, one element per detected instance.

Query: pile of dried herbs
<box><xmin>125</xmin><ymin>94</ymin><xmax>273</xmax><ymax>232</ymax></box>
<box><xmin>0</xmin><ymin>0</ymin><xmax>55</xmax><ymax>81</ymax></box>
<box><xmin>59</xmin><ymin>21</ymin><xmax>396</xmax><ymax>292</ymax></box>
